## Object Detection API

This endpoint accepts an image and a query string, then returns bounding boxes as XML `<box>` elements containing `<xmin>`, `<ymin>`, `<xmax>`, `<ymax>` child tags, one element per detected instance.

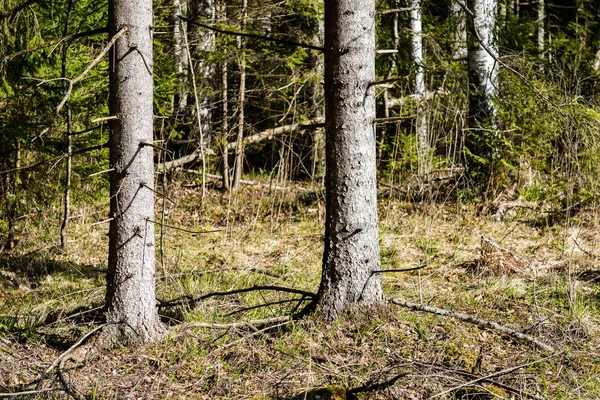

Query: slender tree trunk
<box><xmin>467</xmin><ymin>0</ymin><xmax>498</xmax><ymax>127</ymax></box>
<box><xmin>411</xmin><ymin>0</ymin><xmax>430</xmax><ymax>176</ymax></box>
<box><xmin>221</xmin><ymin>59</ymin><xmax>231</xmax><ymax>190</ymax></box>
<box><xmin>318</xmin><ymin>0</ymin><xmax>383</xmax><ymax>322</ymax></box>
<box><xmin>232</xmin><ymin>0</ymin><xmax>247</xmax><ymax>191</ymax></box>
<box><xmin>192</xmin><ymin>0</ymin><xmax>216</xmax><ymax>142</ymax></box>
<box><xmin>380</xmin><ymin>0</ymin><xmax>400</xmax><ymax>169</ymax></box>
<box><xmin>173</xmin><ymin>0</ymin><xmax>189</xmax><ymax>113</ymax></box>
<box><xmin>104</xmin><ymin>0</ymin><xmax>165</xmax><ymax>346</ymax></box>
<box><xmin>467</xmin><ymin>0</ymin><xmax>499</xmax><ymax>182</ymax></box>
<box><xmin>537</xmin><ymin>0</ymin><xmax>544</xmax><ymax>57</ymax></box>
<box><xmin>6</xmin><ymin>141</ymin><xmax>19</xmax><ymax>250</ymax></box>
<box><xmin>218</xmin><ymin>2</ymin><xmax>230</xmax><ymax>191</ymax></box>
<box><xmin>60</xmin><ymin>0</ymin><xmax>73</xmax><ymax>251</ymax></box>
<box><xmin>452</xmin><ymin>0</ymin><xmax>468</xmax><ymax>61</ymax></box>
<box><xmin>310</xmin><ymin>11</ymin><xmax>325</xmax><ymax>182</ymax></box>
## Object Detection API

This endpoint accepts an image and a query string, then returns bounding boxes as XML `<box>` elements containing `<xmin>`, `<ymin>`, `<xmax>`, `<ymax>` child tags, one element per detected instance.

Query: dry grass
<box><xmin>1</xmin><ymin>176</ymin><xmax>600</xmax><ymax>399</ymax></box>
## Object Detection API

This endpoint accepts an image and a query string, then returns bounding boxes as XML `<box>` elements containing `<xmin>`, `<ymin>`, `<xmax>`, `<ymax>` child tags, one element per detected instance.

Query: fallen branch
<box><xmin>428</xmin><ymin>353</ymin><xmax>561</xmax><ymax>399</ymax></box>
<box><xmin>225</xmin><ymin>119</ymin><xmax>324</xmax><ymax>151</ymax></box>
<box><xmin>155</xmin><ymin>120</ymin><xmax>324</xmax><ymax>173</ymax></box>
<box><xmin>158</xmin><ymin>285</ymin><xmax>316</xmax><ymax>309</ymax></box>
<box><xmin>0</xmin><ymin>388</ymin><xmax>58</xmax><ymax>398</ymax></box>
<box><xmin>44</xmin><ymin>324</ymin><xmax>106</xmax><ymax>375</ymax></box>
<box><xmin>179</xmin><ymin>315</ymin><xmax>290</xmax><ymax>330</ymax></box>
<box><xmin>411</xmin><ymin>361</ymin><xmax>543</xmax><ymax>400</ymax></box>
<box><xmin>158</xmin><ymin>266</ymin><xmax>284</xmax><ymax>281</ymax></box>
<box><xmin>389</xmin><ymin>298</ymin><xmax>555</xmax><ymax>352</ymax></box>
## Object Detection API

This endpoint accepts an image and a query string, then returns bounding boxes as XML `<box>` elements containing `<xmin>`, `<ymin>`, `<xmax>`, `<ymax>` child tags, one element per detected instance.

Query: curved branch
<box><xmin>158</xmin><ymin>285</ymin><xmax>316</xmax><ymax>308</ymax></box>
<box><xmin>181</xmin><ymin>17</ymin><xmax>323</xmax><ymax>52</ymax></box>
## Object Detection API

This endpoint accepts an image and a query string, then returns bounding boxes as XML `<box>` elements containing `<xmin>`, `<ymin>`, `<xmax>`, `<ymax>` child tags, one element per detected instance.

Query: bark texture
<box><xmin>105</xmin><ymin>0</ymin><xmax>164</xmax><ymax>346</ymax></box>
<box><xmin>411</xmin><ymin>0</ymin><xmax>430</xmax><ymax>176</ymax></box>
<box><xmin>319</xmin><ymin>0</ymin><xmax>383</xmax><ymax>322</ymax></box>
<box><xmin>467</xmin><ymin>0</ymin><xmax>498</xmax><ymax>126</ymax></box>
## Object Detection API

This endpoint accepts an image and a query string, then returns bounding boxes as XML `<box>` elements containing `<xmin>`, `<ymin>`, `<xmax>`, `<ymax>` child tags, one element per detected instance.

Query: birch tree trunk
<box><xmin>318</xmin><ymin>0</ymin><xmax>383</xmax><ymax>322</ymax></box>
<box><xmin>232</xmin><ymin>0</ymin><xmax>247</xmax><ymax>191</ymax></box>
<box><xmin>173</xmin><ymin>0</ymin><xmax>189</xmax><ymax>113</ymax></box>
<box><xmin>192</xmin><ymin>0</ymin><xmax>215</xmax><ymax>140</ymax></box>
<box><xmin>537</xmin><ymin>0</ymin><xmax>544</xmax><ymax>57</ymax></box>
<box><xmin>104</xmin><ymin>0</ymin><xmax>165</xmax><ymax>346</ymax></box>
<box><xmin>411</xmin><ymin>0</ymin><xmax>430</xmax><ymax>176</ymax></box>
<box><xmin>451</xmin><ymin>0</ymin><xmax>467</xmax><ymax>61</ymax></box>
<box><xmin>468</xmin><ymin>0</ymin><xmax>498</xmax><ymax>125</ymax></box>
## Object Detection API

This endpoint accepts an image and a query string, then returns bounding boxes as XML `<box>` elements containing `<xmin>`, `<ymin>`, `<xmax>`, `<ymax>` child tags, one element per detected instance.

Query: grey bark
<box><xmin>411</xmin><ymin>0</ymin><xmax>430</xmax><ymax>176</ymax></box>
<box><xmin>104</xmin><ymin>0</ymin><xmax>165</xmax><ymax>345</ymax></box>
<box><xmin>467</xmin><ymin>0</ymin><xmax>498</xmax><ymax>127</ymax></box>
<box><xmin>318</xmin><ymin>0</ymin><xmax>383</xmax><ymax>322</ymax></box>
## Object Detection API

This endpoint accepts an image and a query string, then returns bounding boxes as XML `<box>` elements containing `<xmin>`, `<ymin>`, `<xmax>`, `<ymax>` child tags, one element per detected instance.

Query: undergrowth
<box><xmin>1</xmin><ymin>176</ymin><xmax>600</xmax><ymax>399</ymax></box>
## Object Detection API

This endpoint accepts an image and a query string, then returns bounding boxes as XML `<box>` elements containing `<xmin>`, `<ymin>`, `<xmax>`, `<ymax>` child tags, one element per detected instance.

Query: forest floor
<box><xmin>1</xmin><ymin>175</ymin><xmax>600</xmax><ymax>399</ymax></box>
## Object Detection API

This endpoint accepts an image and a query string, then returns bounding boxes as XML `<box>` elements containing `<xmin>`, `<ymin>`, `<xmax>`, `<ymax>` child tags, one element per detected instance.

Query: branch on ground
<box><xmin>390</xmin><ymin>298</ymin><xmax>555</xmax><ymax>352</ymax></box>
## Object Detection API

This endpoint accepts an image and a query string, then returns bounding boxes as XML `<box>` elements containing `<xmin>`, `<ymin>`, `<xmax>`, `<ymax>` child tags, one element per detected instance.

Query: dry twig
<box><xmin>390</xmin><ymin>298</ymin><xmax>555</xmax><ymax>352</ymax></box>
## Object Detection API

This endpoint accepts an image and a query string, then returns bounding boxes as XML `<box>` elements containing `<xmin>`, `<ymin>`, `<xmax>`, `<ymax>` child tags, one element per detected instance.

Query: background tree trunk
<box><xmin>104</xmin><ymin>0</ymin><xmax>165</xmax><ymax>346</ymax></box>
<box><xmin>318</xmin><ymin>0</ymin><xmax>383</xmax><ymax>322</ymax></box>
<box><xmin>411</xmin><ymin>0</ymin><xmax>430</xmax><ymax>177</ymax></box>
<box><xmin>467</xmin><ymin>0</ymin><xmax>499</xmax><ymax>180</ymax></box>
<box><xmin>537</xmin><ymin>0</ymin><xmax>544</xmax><ymax>57</ymax></box>
<box><xmin>232</xmin><ymin>0</ymin><xmax>247</xmax><ymax>191</ymax></box>
<box><xmin>173</xmin><ymin>0</ymin><xmax>189</xmax><ymax>113</ymax></box>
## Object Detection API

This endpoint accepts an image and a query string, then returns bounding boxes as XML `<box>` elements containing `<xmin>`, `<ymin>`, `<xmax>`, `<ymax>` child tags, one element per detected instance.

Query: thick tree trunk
<box><xmin>411</xmin><ymin>0</ymin><xmax>430</xmax><ymax>177</ymax></box>
<box><xmin>318</xmin><ymin>0</ymin><xmax>383</xmax><ymax>322</ymax></box>
<box><xmin>104</xmin><ymin>0</ymin><xmax>165</xmax><ymax>346</ymax></box>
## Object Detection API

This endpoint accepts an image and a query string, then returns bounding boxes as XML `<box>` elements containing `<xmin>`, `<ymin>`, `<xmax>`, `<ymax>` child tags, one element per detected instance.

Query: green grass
<box><xmin>1</xmin><ymin>177</ymin><xmax>600</xmax><ymax>398</ymax></box>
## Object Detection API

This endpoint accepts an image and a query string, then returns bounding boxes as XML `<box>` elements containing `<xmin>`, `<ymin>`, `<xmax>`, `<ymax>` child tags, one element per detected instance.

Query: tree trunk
<box><xmin>192</xmin><ymin>0</ymin><xmax>215</xmax><ymax>142</ymax></box>
<box><xmin>318</xmin><ymin>0</ymin><xmax>383</xmax><ymax>322</ymax></box>
<box><xmin>173</xmin><ymin>0</ymin><xmax>189</xmax><ymax>113</ymax></box>
<box><xmin>467</xmin><ymin>0</ymin><xmax>498</xmax><ymax>175</ymax></box>
<box><xmin>452</xmin><ymin>0</ymin><xmax>468</xmax><ymax>61</ymax></box>
<box><xmin>104</xmin><ymin>0</ymin><xmax>165</xmax><ymax>346</ymax></box>
<box><xmin>309</xmin><ymin>14</ymin><xmax>325</xmax><ymax>183</ymax></box>
<box><xmin>411</xmin><ymin>0</ymin><xmax>430</xmax><ymax>177</ymax></box>
<box><xmin>60</xmin><ymin>0</ymin><xmax>73</xmax><ymax>251</ymax></box>
<box><xmin>537</xmin><ymin>0</ymin><xmax>544</xmax><ymax>57</ymax></box>
<box><xmin>232</xmin><ymin>0</ymin><xmax>247</xmax><ymax>191</ymax></box>
<box><xmin>218</xmin><ymin>2</ymin><xmax>230</xmax><ymax>191</ymax></box>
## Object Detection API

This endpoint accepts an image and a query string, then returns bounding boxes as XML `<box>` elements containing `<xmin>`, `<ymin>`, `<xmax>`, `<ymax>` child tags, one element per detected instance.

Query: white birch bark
<box><xmin>537</xmin><ymin>0</ymin><xmax>544</xmax><ymax>56</ymax></box>
<box><xmin>411</xmin><ymin>0</ymin><xmax>430</xmax><ymax>176</ymax></box>
<box><xmin>468</xmin><ymin>0</ymin><xmax>498</xmax><ymax>126</ymax></box>
<box><xmin>104</xmin><ymin>0</ymin><xmax>165</xmax><ymax>346</ymax></box>
<box><xmin>192</xmin><ymin>0</ymin><xmax>216</xmax><ymax>143</ymax></box>
<box><xmin>319</xmin><ymin>0</ymin><xmax>383</xmax><ymax>322</ymax></box>
<box><xmin>452</xmin><ymin>0</ymin><xmax>468</xmax><ymax>61</ymax></box>
<box><xmin>173</xmin><ymin>0</ymin><xmax>189</xmax><ymax>112</ymax></box>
